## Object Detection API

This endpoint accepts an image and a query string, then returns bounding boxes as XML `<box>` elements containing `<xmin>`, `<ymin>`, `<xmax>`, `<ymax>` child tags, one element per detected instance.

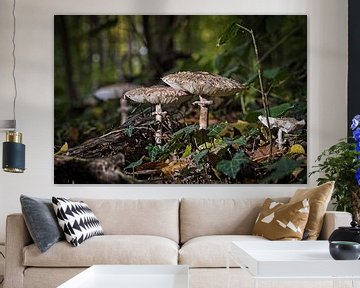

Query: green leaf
<box><xmin>207</xmin><ymin>123</ymin><xmax>226</xmax><ymax>137</ymax></box>
<box><xmin>54</xmin><ymin>142</ymin><xmax>68</xmax><ymax>156</ymax></box>
<box><xmin>146</xmin><ymin>144</ymin><xmax>169</xmax><ymax>162</ymax></box>
<box><xmin>223</xmin><ymin>136</ymin><xmax>247</xmax><ymax>146</ymax></box>
<box><xmin>216</xmin><ymin>152</ymin><xmax>249</xmax><ymax>179</ymax></box>
<box><xmin>124</xmin><ymin>158</ymin><xmax>143</xmax><ymax>170</ymax></box>
<box><xmin>245</xmin><ymin>103</ymin><xmax>295</xmax><ymax>122</ymax></box>
<box><xmin>263</xmin><ymin>67</ymin><xmax>281</xmax><ymax>79</ymax></box>
<box><xmin>124</xmin><ymin>125</ymin><xmax>135</xmax><ymax>137</ymax></box>
<box><xmin>262</xmin><ymin>157</ymin><xmax>300</xmax><ymax>184</ymax></box>
<box><xmin>172</xmin><ymin>125</ymin><xmax>198</xmax><ymax>140</ymax></box>
<box><xmin>193</xmin><ymin>149</ymin><xmax>209</xmax><ymax>164</ymax></box>
<box><xmin>269</xmin><ymin>103</ymin><xmax>295</xmax><ymax>117</ymax></box>
<box><xmin>217</xmin><ymin>23</ymin><xmax>240</xmax><ymax>46</ymax></box>
<box><xmin>182</xmin><ymin>145</ymin><xmax>192</xmax><ymax>158</ymax></box>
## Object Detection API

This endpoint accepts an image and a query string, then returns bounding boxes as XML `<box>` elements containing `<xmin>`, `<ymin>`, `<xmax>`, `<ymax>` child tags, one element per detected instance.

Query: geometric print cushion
<box><xmin>252</xmin><ymin>198</ymin><xmax>310</xmax><ymax>240</ymax></box>
<box><xmin>52</xmin><ymin>197</ymin><xmax>104</xmax><ymax>247</ymax></box>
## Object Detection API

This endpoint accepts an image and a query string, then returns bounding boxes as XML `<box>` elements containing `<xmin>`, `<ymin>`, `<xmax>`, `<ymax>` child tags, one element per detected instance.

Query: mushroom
<box><xmin>125</xmin><ymin>85</ymin><xmax>189</xmax><ymax>144</ymax></box>
<box><xmin>93</xmin><ymin>83</ymin><xmax>140</xmax><ymax>125</ymax></box>
<box><xmin>258</xmin><ymin>116</ymin><xmax>306</xmax><ymax>148</ymax></box>
<box><xmin>161</xmin><ymin>71</ymin><xmax>245</xmax><ymax>130</ymax></box>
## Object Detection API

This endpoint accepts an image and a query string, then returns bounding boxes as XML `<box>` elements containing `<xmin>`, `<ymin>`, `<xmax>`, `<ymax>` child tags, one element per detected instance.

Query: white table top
<box><xmin>231</xmin><ymin>240</ymin><xmax>360</xmax><ymax>278</ymax></box>
<box><xmin>58</xmin><ymin>265</ymin><xmax>189</xmax><ymax>288</ymax></box>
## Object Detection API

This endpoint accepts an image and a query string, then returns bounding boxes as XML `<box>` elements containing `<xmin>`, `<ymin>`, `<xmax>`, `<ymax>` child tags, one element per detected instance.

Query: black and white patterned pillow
<box><xmin>52</xmin><ymin>197</ymin><xmax>104</xmax><ymax>247</ymax></box>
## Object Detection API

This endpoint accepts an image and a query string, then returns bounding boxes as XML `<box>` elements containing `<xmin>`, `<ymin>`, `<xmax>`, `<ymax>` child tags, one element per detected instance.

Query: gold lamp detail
<box><xmin>1</xmin><ymin>0</ymin><xmax>25</xmax><ymax>173</ymax></box>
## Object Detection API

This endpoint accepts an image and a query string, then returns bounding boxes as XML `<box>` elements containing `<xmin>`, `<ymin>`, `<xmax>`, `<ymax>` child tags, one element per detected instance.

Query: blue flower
<box><xmin>357</xmin><ymin>142</ymin><xmax>360</xmax><ymax>152</ymax></box>
<box><xmin>353</xmin><ymin>128</ymin><xmax>360</xmax><ymax>142</ymax></box>
<box><xmin>356</xmin><ymin>167</ymin><xmax>360</xmax><ymax>186</ymax></box>
<box><xmin>352</xmin><ymin>115</ymin><xmax>360</xmax><ymax>130</ymax></box>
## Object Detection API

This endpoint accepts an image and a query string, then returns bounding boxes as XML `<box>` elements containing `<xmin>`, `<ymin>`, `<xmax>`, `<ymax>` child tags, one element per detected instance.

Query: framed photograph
<box><xmin>54</xmin><ymin>15</ymin><xmax>307</xmax><ymax>184</ymax></box>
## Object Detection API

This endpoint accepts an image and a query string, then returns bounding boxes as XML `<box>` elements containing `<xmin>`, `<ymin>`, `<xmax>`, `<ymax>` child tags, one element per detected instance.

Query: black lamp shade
<box><xmin>2</xmin><ymin>141</ymin><xmax>25</xmax><ymax>173</ymax></box>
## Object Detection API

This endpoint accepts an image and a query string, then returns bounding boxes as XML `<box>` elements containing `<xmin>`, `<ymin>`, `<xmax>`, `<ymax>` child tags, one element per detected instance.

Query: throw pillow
<box><xmin>289</xmin><ymin>181</ymin><xmax>334</xmax><ymax>240</ymax></box>
<box><xmin>252</xmin><ymin>198</ymin><xmax>310</xmax><ymax>240</ymax></box>
<box><xmin>52</xmin><ymin>197</ymin><xmax>104</xmax><ymax>247</ymax></box>
<box><xmin>20</xmin><ymin>195</ymin><xmax>64</xmax><ymax>253</ymax></box>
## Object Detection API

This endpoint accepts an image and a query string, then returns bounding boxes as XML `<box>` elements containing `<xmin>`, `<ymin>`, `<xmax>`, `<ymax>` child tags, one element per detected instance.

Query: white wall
<box><xmin>0</xmin><ymin>0</ymin><xmax>348</xmax><ymax>242</ymax></box>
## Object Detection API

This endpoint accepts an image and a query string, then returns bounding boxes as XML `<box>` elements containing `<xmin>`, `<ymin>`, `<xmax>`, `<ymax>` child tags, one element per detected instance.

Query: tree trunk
<box><xmin>57</xmin><ymin>16</ymin><xmax>79</xmax><ymax>105</ymax></box>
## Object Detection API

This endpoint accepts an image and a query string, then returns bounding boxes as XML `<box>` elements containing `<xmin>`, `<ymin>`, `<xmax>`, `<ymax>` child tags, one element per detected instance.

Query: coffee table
<box><xmin>228</xmin><ymin>241</ymin><xmax>360</xmax><ymax>288</ymax></box>
<box><xmin>58</xmin><ymin>265</ymin><xmax>189</xmax><ymax>288</ymax></box>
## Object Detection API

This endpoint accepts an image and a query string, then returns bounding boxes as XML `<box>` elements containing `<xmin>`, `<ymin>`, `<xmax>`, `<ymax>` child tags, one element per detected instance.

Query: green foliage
<box><xmin>262</xmin><ymin>157</ymin><xmax>301</xmax><ymax>184</ymax></box>
<box><xmin>245</xmin><ymin>103</ymin><xmax>295</xmax><ymax>122</ymax></box>
<box><xmin>146</xmin><ymin>144</ymin><xmax>169</xmax><ymax>162</ymax></box>
<box><xmin>216</xmin><ymin>152</ymin><xmax>249</xmax><ymax>179</ymax></box>
<box><xmin>193</xmin><ymin>149</ymin><xmax>209</xmax><ymax>164</ymax></box>
<box><xmin>310</xmin><ymin>140</ymin><xmax>360</xmax><ymax>212</ymax></box>
<box><xmin>124</xmin><ymin>157</ymin><xmax>143</xmax><ymax>170</ymax></box>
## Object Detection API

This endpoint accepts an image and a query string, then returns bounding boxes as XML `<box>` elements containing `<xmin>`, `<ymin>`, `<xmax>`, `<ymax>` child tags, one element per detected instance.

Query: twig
<box><xmin>236</xmin><ymin>24</ymin><xmax>273</xmax><ymax>158</ymax></box>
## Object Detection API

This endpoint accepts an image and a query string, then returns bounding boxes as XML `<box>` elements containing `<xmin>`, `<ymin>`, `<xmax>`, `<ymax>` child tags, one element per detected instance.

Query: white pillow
<box><xmin>52</xmin><ymin>197</ymin><xmax>103</xmax><ymax>246</ymax></box>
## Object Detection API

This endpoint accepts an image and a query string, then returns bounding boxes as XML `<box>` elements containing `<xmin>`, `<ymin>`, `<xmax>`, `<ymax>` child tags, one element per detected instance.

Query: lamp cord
<box><xmin>12</xmin><ymin>0</ymin><xmax>17</xmax><ymax>127</ymax></box>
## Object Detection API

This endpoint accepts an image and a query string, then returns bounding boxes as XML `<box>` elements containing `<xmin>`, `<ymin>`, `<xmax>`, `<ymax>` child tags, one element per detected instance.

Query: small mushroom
<box><xmin>258</xmin><ymin>116</ymin><xmax>306</xmax><ymax>148</ymax></box>
<box><xmin>125</xmin><ymin>85</ymin><xmax>189</xmax><ymax>144</ymax></box>
<box><xmin>93</xmin><ymin>83</ymin><xmax>140</xmax><ymax>125</ymax></box>
<box><xmin>162</xmin><ymin>71</ymin><xmax>245</xmax><ymax>130</ymax></box>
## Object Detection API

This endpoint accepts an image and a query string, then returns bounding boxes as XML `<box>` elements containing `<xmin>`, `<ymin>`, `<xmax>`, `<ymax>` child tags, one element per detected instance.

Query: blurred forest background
<box><xmin>54</xmin><ymin>15</ymin><xmax>307</xmax><ymax>184</ymax></box>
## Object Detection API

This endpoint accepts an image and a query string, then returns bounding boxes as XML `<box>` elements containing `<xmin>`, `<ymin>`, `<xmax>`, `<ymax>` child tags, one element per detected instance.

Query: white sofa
<box><xmin>4</xmin><ymin>198</ymin><xmax>352</xmax><ymax>288</ymax></box>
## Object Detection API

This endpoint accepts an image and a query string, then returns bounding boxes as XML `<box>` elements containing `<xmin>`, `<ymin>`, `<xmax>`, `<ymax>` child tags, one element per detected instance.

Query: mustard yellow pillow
<box><xmin>252</xmin><ymin>198</ymin><xmax>310</xmax><ymax>240</ymax></box>
<box><xmin>289</xmin><ymin>181</ymin><xmax>334</xmax><ymax>240</ymax></box>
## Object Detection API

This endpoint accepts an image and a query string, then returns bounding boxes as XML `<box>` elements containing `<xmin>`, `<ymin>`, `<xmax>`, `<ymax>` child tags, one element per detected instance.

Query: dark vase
<box><xmin>328</xmin><ymin>221</ymin><xmax>360</xmax><ymax>244</ymax></box>
<box><xmin>329</xmin><ymin>241</ymin><xmax>360</xmax><ymax>260</ymax></box>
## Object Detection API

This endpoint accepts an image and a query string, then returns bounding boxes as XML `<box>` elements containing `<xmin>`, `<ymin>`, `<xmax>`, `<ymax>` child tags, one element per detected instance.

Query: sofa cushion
<box><xmin>52</xmin><ymin>197</ymin><xmax>104</xmax><ymax>247</ymax></box>
<box><xmin>179</xmin><ymin>235</ymin><xmax>267</xmax><ymax>268</ymax></box>
<box><xmin>23</xmin><ymin>235</ymin><xmax>178</xmax><ymax>267</ymax></box>
<box><xmin>72</xmin><ymin>198</ymin><xmax>179</xmax><ymax>243</ymax></box>
<box><xmin>20</xmin><ymin>195</ymin><xmax>64</xmax><ymax>253</ymax></box>
<box><xmin>252</xmin><ymin>198</ymin><xmax>310</xmax><ymax>240</ymax></box>
<box><xmin>290</xmin><ymin>181</ymin><xmax>334</xmax><ymax>240</ymax></box>
<box><xmin>180</xmin><ymin>198</ymin><xmax>289</xmax><ymax>243</ymax></box>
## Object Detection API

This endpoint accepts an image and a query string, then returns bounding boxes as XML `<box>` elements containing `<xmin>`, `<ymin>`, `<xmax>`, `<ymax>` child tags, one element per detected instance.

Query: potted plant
<box><xmin>310</xmin><ymin>115</ymin><xmax>360</xmax><ymax>222</ymax></box>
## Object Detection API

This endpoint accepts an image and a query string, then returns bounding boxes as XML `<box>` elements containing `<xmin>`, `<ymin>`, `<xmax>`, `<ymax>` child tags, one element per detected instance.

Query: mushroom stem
<box><xmin>276</xmin><ymin>128</ymin><xmax>286</xmax><ymax>148</ymax></box>
<box><xmin>193</xmin><ymin>96</ymin><xmax>213</xmax><ymax>130</ymax></box>
<box><xmin>153</xmin><ymin>104</ymin><xmax>166</xmax><ymax>144</ymax></box>
<box><xmin>120</xmin><ymin>98</ymin><xmax>129</xmax><ymax>125</ymax></box>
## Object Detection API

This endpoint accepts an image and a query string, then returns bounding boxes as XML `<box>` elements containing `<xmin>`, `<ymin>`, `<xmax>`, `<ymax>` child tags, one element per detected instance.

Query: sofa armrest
<box><xmin>4</xmin><ymin>213</ymin><xmax>32</xmax><ymax>288</ymax></box>
<box><xmin>318</xmin><ymin>211</ymin><xmax>352</xmax><ymax>240</ymax></box>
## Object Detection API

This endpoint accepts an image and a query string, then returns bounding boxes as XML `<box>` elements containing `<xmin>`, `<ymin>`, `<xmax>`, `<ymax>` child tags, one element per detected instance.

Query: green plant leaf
<box><xmin>223</xmin><ymin>136</ymin><xmax>247</xmax><ymax>146</ymax></box>
<box><xmin>182</xmin><ymin>145</ymin><xmax>192</xmax><ymax>158</ymax></box>
<box><xmin>54</xmin><ymin>142</ymin><xmax>68</xmax><ymax>156</ymax></box>
<box><xmin>172</xmin><ymin>125</ymin><xmax>198</xmax><ymax>140</ymax></box>
<box><xmin>124</xmin><ymin>157</ymin><xmax>143</xmax><ymax>170</ymax></box>
<box><xmin>217</xmin><ymin>23</ymin><xmax>240</xmax><ymax>46</ymax></box>
<box><xmin>245</xmin><ymin>103</ymin><xmax>295</xmax><ymax>122</ymax></box>
<box><xmin>124</xmin><ymin>125</ymin><xmax>135</xmax><ymax>137</ymax></box>
<box><xmin>193</xmin><ymin>149</ymin><xmax>209</xmax><ymax>164</ymax></box>
<box><xmin>263</xmin><ymin>67</ymin><xmax>281</xmax><ymax>79</ymax></box>
<box><xmin>207</xmin><ymin>123</ymin><xmax>226</xmax><ymax>137</ymax></box>
<box><xmin>146</xmin><ymin>144</ymin><xmax>169</xmax><ymax>162</ymax></box>
<box><xmin>216</xmin><ymin>152</ymin><xmax>249</xmax><ymax>179</ymax></box>
<box><xmin>262</xmin><ymin>157</ymin><xmax>300</xmax><ymax>184</ymax></box>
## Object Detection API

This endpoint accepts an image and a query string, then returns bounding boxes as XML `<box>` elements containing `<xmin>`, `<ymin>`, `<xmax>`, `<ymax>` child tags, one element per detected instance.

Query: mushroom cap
<box><xmin>258</xmin><ymin>116</ymin><xmax>305</xmax><ymax>133</ymax></box>
<box><xmin>124</xmin><ymin>85</ymin><xmax>189</xmax><ymax>105</ymax></box>
<box><xmin>161</xmin><ymin>71</ymin><xmax>245</xmax><ymax>97</ymax></box>
<box><xmin>94</xmin><ymin>83</ymin><xmax>141</xmax><ymax>101</ymax></box>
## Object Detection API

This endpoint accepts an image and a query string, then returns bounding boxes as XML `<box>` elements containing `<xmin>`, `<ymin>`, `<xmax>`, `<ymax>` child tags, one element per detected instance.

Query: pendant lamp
<box><xmin>1</xmin><ymin>0</ymin><xmax>25</xmax><ymax>173</ymax></box>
